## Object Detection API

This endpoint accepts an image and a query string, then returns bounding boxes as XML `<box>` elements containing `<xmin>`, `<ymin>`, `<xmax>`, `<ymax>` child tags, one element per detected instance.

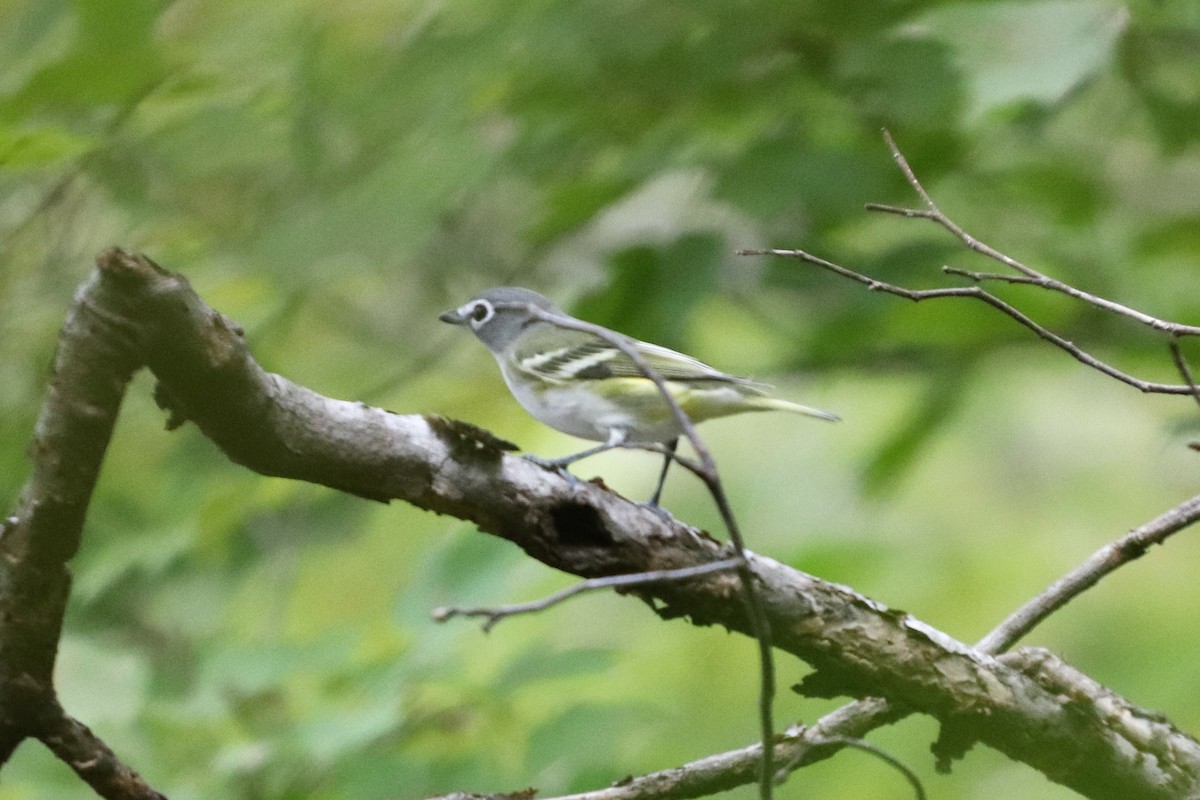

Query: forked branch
<box><xmin>742</xmin><ymin>129</ymin><xmax>1200</xmax><ymax>395</ymax></box>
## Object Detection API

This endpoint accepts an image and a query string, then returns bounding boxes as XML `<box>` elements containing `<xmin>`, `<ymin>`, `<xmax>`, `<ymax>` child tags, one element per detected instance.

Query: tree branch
<box><xmin>432</xmin><ymin>557</ymin><xmax>745</xmax><ymax>632</ymax></box>
<box><xmin>0</xmin><ymin>257</ymin><xmax>149</xmax><ymax>795</ymax></box>
<box><xmin>8</xmin><ymin>248</ymin><xmax>1200</xmax><ymax>800</ymax></box>
<box><xmin>38</xmin><ymin>702</ymin><xmax>167</xmax><ymax>800</ymax></box>
<box><xmin>868</xmin><ymin>128</ymin><xmax>1200</xmax><ymax>338</ymax></box>
<box><xmin>741</xmin><ymin>128</ymin><xmax>1200</xmax><ymax>395</ymax></box>
<box><xmin>977</xmin><ymin>492</ymin><xmax>1200</xmax><ymax>653</ymax></box>
<box><xmin>737</xmin><ymin>245</ymin><xmax>1195</xmax><ymax>395</ymax></box>
<box><xmin>528</xmin><ymin>485</ymin><xmax>1200</xmax><ymax>800</ymax></box>
<box><xmin>81</xmin><ymin>251</ymin><xmax>1200</xmax><ymax>797</ymax></box>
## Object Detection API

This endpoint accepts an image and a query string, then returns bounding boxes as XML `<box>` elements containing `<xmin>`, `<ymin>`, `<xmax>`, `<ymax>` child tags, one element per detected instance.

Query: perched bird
<box><xmin>439</xmin><ymin>287</ymin><xmax>838</xmax><ymax>505</ymax></box>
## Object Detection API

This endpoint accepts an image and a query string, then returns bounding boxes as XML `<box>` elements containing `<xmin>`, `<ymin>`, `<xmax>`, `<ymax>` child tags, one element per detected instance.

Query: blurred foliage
<box><xmin>2</xmin><ymin>0</ymin><xmax>1200</xmax><ymax>798</ymax></box>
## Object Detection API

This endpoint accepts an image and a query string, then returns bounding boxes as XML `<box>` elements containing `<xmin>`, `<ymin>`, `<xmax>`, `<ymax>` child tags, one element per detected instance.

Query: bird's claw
<box><xmin>522</xmin><ymin>453</ymin><xmax>582</xmax><ymax>486</ymax></box>
<box><xmin>642</xmin><ymin>499</ymin><xmax>675</xmax><ymax>522</ymax></box>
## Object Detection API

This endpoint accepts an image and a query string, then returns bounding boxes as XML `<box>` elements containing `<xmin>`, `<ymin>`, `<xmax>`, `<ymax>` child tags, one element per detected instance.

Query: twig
<box><xmin>742</xmin><ymin>128</ymin><xmax>1200</xmax><ymax>397</ymax></box>
<box><xmin>795</xmin><ymin>736</ymin><xmax>926</xmax><ymax>800</ymax></box>
<box><xmin>1169</xmin><ymin>335</ymin><xmax>1200</xmax><ymax>410</ymax></box>
<box><xmin>942</xmin><ymin>265</ymin><xmax>1200</xmax><ymax>336</ymax></box>
<box><xmin>736</xmin><ymin>246</ymin><xmax>1194</xmax><ymax>395</ymax></box>
<box><xmin>976</xmin><ymin>492</ymin><xmax>1200</xmax><ymax>653</ymax></box>
<box><xmin>519</xmin><ymin>304</ymin><xmax>780</xmax><ymax>800</ymax></box>
<box><xmin>431</xmin><ymin>557</ymin><xmax>745</xmax><ymax>632</ymax></box>
<box><xmin>869</xmin><ymin>129</ymin><xmax>1200</xmax><ymax>338</ymax></box>
<box><xmin>868</xmin><ymin>127</ymin><xmax>1200</xmax><ymax>337</ymax></box>
<box><xmin>520</xmin><ymin>699</ymin><xmax>903</xmax><ymax>800</ymax></box>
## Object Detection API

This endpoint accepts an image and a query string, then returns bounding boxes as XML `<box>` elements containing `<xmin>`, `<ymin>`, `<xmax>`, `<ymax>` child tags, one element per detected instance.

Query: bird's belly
<box><xmin>504</xmin><ymin>375</ymin><xmax>682</xmax><ymax>443</ymax></box>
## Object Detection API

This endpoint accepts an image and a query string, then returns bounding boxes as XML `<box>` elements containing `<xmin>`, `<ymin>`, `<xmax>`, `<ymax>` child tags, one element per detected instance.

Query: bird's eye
<box><xmin>470</xmin><ymin>302</ymin><xmax>492</xmax><ymax>323</ymax></box>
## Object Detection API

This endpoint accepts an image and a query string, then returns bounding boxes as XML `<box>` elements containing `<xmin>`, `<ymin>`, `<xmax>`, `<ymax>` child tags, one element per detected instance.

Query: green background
<box><xmin>3</xmin><ymin>1</ymin><xmax>1200</xmax><ymax>798</ymax></box>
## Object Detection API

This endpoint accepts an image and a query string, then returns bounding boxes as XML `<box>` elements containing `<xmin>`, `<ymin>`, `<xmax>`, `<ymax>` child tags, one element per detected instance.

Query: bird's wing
<box><xmin>509</xmin><ymin>323</ymin><xmax>761</xmax><ymax>387</ymax></box>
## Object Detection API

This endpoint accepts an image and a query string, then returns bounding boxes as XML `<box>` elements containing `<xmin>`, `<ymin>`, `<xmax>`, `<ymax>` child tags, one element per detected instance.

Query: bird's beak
<box><xmin>439</xmin><ymin>308</ymin><xmax>466</xmax><ymax>325</ymax></box>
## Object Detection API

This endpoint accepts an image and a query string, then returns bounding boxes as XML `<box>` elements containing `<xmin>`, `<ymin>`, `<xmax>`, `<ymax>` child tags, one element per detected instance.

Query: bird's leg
<box><xmin>646</xmin><ymin>438</ymin><xmax>678</xmax><ymax>509</ymax></box>
<box><xmin>523</xmin><ymin>429</ymin><xmax>627</xmax><ymax>473</ymax></box>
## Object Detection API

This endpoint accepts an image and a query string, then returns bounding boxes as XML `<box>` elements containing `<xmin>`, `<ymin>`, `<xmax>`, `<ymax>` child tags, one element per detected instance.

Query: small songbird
<box><xmin>439</xmin><ymin>287</ymin><xmax>838</xmax><ymax>505</ymax></box>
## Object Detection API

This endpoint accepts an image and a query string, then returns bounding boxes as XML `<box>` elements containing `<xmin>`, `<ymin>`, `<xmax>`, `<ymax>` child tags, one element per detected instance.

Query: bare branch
<box><xmin>38</xmin><ymin>702</ymin><xmax>167</xmax><ymax>800</ymax></box>
<box><xmin>736</xmin><ymin>246</ymin><xmax>1194</xmax><ymax>395</ymax></box>
<box><xmin>1169</xmin><ymin>336</ymin><xmax>1200</xmax><ymax>409</ymax></box>
<box><xmin>97</xmin><ymin>249</ymin><xmax>1200</xmax><ymax>799</ymax></box>
<box><xmin>514</xmin><ymin>700</ymin><xmax>905</xmax><ymax>800</ymax></box>
<box><xmin>534</xmin><ymin>484</ymin><xmax>1200</xmax><ymax>800</ymax></box>
<box><xmin>869</xmin><ymin>129</ymin><xmax>1200</xmax><ymax>336</ymax></box>
<box><xmin>741</xmin><ymin>129</ymin><xmax>1200</xmax><ymax>399</ymax></box>
<box><xmin>0</xmin><ymin>250</ymin><xmax>187</xmax><ymax>796</ymax></box>
<box><xmin>977</xmin><ymin>492</ymin><xmax>1200</xmax><ymax>653</ymax></box>
<box><xmin>942</xmin><ymin>265</ymin><xmax>1200</xmax><ymax>336</ymax></box>
<box><xmin>431</xmin><ymin>557</ymin><xmax>744</xmax><ymax>632</ymax></box>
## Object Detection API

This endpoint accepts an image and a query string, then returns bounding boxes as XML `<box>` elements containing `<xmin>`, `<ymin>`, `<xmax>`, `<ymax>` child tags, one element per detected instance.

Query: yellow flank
<box><xmin>591</xmin><ymin>377</ymin><xmax>839</xmax><ymax>425</ymax></box>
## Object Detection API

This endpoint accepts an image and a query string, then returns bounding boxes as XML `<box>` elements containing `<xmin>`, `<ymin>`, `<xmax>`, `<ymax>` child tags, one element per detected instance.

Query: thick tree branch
<box><xmin>0</xmin><ymin>260</ymin><xmax>145</xmax><ymax>790</ymax></box>
<box><xmin>537</xmin><ymin>485</ymin><xmax>1200</xmax><ymax>800</ymax></box>
<box><xmin>38</xmin><ymin>702</ymin><xmax>166</xmax><ymax>800</ymax></box>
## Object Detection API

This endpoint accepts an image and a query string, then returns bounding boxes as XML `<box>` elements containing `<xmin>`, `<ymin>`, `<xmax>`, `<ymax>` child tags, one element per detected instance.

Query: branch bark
<box><xmin>4</xmin><ymin>248</ymin><xmax>1200</xmax><ymax>799</ymax></box>
<box><xmin>0</xmin><ymin>259</ymin><xmax>170</xmax><ymax>798</ymax></box>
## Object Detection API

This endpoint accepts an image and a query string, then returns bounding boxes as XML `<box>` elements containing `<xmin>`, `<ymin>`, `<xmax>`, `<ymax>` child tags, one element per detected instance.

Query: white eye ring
<box><xmin>465</xmin><ymin>299</ymin><xmax>494</xmax><ymax>328</ymax></box>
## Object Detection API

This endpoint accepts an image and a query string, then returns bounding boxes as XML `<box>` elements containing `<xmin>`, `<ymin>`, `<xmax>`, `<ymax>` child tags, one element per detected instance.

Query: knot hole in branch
<box><xmin>549</xmin><ymin>502</ymin><xmax>612</xmax><ymax>548</ymax></box>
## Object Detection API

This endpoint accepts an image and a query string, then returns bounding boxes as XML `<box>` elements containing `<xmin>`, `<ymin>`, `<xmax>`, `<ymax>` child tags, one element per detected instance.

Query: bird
<box><xmin>439</xmin><ymin>287</ymin><xmax>838</xmax><ymax>506</ymax></box>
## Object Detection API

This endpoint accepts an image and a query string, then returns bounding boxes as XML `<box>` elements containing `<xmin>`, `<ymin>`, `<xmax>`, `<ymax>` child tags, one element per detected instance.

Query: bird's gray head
<box><xmin>439</xmin><ymin>287</ymin><xmax>563</xmax><ymax>352</ymax></box>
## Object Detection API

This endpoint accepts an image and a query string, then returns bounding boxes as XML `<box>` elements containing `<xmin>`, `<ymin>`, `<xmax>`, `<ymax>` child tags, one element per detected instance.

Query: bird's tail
<box><xmin>752</xmin><ymin>396</ymin><xmax>841</xmax><ymax>422</ymax></box>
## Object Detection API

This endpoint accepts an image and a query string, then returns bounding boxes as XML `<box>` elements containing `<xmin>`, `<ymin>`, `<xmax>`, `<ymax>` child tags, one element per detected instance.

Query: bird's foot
<box><xmin>522</xmin><ymin>453</ymin><xmax>582</xmax><ymax>486</ymax></box>
<box><xmin>641</xmin><ymin>498</ymin><xmax>675</xmax><ymax>522</ymax></box>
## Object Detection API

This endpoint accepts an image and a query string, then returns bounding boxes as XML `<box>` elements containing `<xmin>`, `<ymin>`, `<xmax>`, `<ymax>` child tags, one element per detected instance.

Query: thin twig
<box><xmin>497</xmin><ymin>303</ymin><xmax>780</xmax><ymax>800</ymax></box>
<box><xmin>976</xmin><ymin>492</ymin><xmax>1200</xmax><ymax>653</ymax></box>
<box><xmin>796</xmin><ymin>736</ymin><xmax>926</xmax><ymax>800</ymax></box>
<box><xmin>942</xmin><ymin>266</ymin><xmax>1200</xmax><ymax>335</ymax></box>
<box><xmin>1169</xmin><ymin>335</ymin><xmax>1200</xmax><ymax>410</ymax></box>
<box><xmin>868</xmin><ymin>129</ymin><xmax>1200</xmax><ymax>336</ymax></box>
<box><xmin>736</xmin><ymin>246</ymin><xmax>1194</xmax><ymax>395</ymax></box>
<box><xmin>431</xmin><ymin>557</ymin><xmax>745</xmax><ymax>632</ymax></box>
<box><xmin>941</xmin><ymin>266</ymin><xmax>1042</xmax><ymax>286</ymax></box>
